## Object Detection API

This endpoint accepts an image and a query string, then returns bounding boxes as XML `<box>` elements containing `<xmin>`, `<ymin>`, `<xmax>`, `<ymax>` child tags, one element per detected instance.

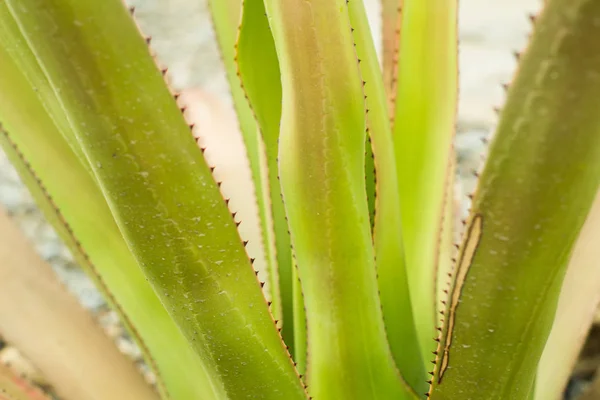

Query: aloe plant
<box><xmin>0</xmin><ymin>0</ymin><xmax>598</xmax><ymax>399</ymax></box>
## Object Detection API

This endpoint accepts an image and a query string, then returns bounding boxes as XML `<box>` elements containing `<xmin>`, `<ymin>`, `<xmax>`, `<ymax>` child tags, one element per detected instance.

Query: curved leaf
<box><xmin>347</xmin><ymin>0</ymin><xmax>426</xmax><ymax>393</ymax></box>
<box><xmin>207</xmin><ymin>0</ymin><xmax>284</xmax><ymax>326</ymax></box>
<box><xmin>263</xmin><ymin>0</ymin><xmax>415</xmax><ymax>398</ymax></box>
<box><xmin>430</xmin><ymin>0</ymin><xmax>600</xmax><ymax>398</ymax></box>
<box><xmin>4</xmin><ymin>0</ymin><xmax>306</xmax><ymax>398</ymax></box>
<box><xmin>236</xmin><ymin>0</ymin><xmax>297</xmax><ymax>352</ymax></box>
<box><xmin>0</xmin><ymin>31</ymin><xmax>225</xmax><ymax>400</ymax></box>
<box><xmin>392</xmin><ymin>0</ymin><xmax>458</xmax><ymax>362</ymax></box>
<box><xmin>381</xmin><ymin>0</ymin><xmax>402</xmax><ymax>110</ymax></box>
<box><xmin>535</xmin><ymin>192</ymin><xmax>600</xmax><ymax>400</ymax></box>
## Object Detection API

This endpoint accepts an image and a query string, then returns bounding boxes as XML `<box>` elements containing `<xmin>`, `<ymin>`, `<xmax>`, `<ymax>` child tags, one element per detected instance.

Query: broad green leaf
<box><xmin>236</xmin><ymin>0</ymin><xmax>296</xmax><ymax>351</ymax></box>
<box><xmin>0</xmin><ymin>36</ymin><xmax>225</xmax><ymax>400</ymax></box>
<box><xmin>392</xmin><ymin>0</ymin><xmax>458</xmax><ymax>361</ymax></box>
<box><xmin>0</xmin><ymin>6</ymin><xmax>91</xmax><ymax>177</ymax></box>
<box><xmin>347</xmin><ymin>0</ymin><xmax>425</xmax><ymax>393</ymax></box>
<box><xmin>207</xmin><ymin>0</ymin><xmax>284</xmax><ymax>326</ymax></box>
<box><xmin>430</xmin><ymin>0</ymin><xmax>600</xmax><ymax>398</ymax></box>
<box><xmin>381</xmin><ymin>0</ymin><xmax>402</xmax><ymax>108</ymax></box>
<box><xmin>4</xmin><ymin>0</ymin><xmax>306</xmax><ymax>398</ymax></box>
<box><xmin>263</xmin><ymin>1</ymin><xmax>415</xmax><ymax>398</ymax></box>
<box><xmin>0</xmin><ymin>207</ymin><xmax>157</xmax><ymax>400</ymax></box>
<box><xmin>535</xmin><ymin>192</ymin><xmax>600</xmax><ymax>400</ymax></box>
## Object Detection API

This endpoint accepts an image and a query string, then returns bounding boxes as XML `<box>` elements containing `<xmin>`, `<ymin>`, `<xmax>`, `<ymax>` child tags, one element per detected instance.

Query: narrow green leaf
<box><xmin>381</xmin><ymin>0</ymin><xmax>402</xmax><ymax>108</ymax></box>
<box><xmin>365</xmin><ymin>137</ymin><xmax>377</xmax><ymax>228</ymax></box>
<box><xmin>435</xmin><ymin>157</ymin><xmax>458</xmax><ymax>318</ymax></box>
<box><xmin>263</xmin><ymin>1</ymin><xmax>415</xmax><ymax>398</ymax></box>
<box><xmin>392</xmin><ymin>0</ymin><xmax>458</xmax><ymax>361</ymax></box>
<box><xmin>207</xmin><ymin>0</ymin><xmax>284</xmax><ymax>325</ymax></box>
<box><xmin>0</xmin><ymin>35</ymin><xmax>225</xmax><ymax>400</ymax></box>
<box><xmin>4</xmin><ymin>0</ymin><xmax>306</xmax><ymax>398</ymax></box>
<box><xmin>236</xmin><ymin>0</ymin><xmax>296</xmax><ymax>351</ymax></box>
<box><xmin>347</xmin><ymin>0</ymin><xmax>426</xmax><ymax>393</ymax></box>
<box><xmin>291</xmin><ymin>260</ymin><xmax>307</xmax><ymax>375</ymax></box>
<box><xmin>430</xmin><ymin>1</ymin><xmax>600</xmax><ymax>398</ymax></box>
<box><xmin>535</xmin><ymin>192</ymin><xmax>600</xmax><ymax>400</ymax></box>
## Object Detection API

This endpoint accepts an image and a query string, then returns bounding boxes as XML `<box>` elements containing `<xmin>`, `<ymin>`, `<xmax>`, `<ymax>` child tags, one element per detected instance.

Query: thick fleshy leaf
<box><xmin>392</xmin><ymin>0</ymin><xmax>458</xmax><ymax>361</ymax></box>
<box><xmin>3</xmin><ymin>0</ymin><xmax>306</xmax><ymax>398</ymax></box>
<box><xmin>535</xmin><ymin>192</ymin><xmax>600</xmax><ymax>400</ymax></box>
<box><xmin>236</xmin><ymin>0</ymin><xmax>296</xmax><ymax>351</ymax></box>
<box><xmin>365</xmin><ymin>138</ymin><xmax>377</xmax><ymax>228</ymax></box>
<box><xmin>0</xmin><ymin>208</ymin><xmax>157</xmax><ymax>400</ymax></box>
<box><xmin>435</xmin><ymin>158</ymin><xmax>459</xmax><ymax>318</ymax></box>
<box><xmin>291</xmin><ymin>261</ymin><xmax>307</xmax><ymax>375</ymax></box>
<box><xmin>430</xmin><ymin>0</ymin><xmax>600</xmax><ymax>398</ymax></box>
<box><xmin>381</xmin><ymin>0</ymin><xmax>402</xmax><ymax>109</ymax></box>
<box><xmin>347</xmin><ymin>0</ymin><xmax>425</xmax><ymax>393</ymax></box>
<box><xmin>0</xmin><ymin>27</ymin><xmax>225</xmax><ymax>400</ymax></box>
<box><xmin>207</xmin><ymin>0</ymin><xmax>283</xmax><ymax>325</ymax></box>
<box><xmin>263</xmin><ymin>1</ymin><xmax>415</xmax><ymax>398</ymax></box>
<box><xmin>0</xmin><ymin>8</ymin><xmax>91</xmax><ymax>176</ymax></box>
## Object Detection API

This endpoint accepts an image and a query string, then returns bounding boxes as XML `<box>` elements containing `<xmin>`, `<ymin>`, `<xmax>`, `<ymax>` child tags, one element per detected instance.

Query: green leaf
<box><xmin>365</xmin><ymin>137</ymin><xmax>377</xmax><ymax>228</ymax></box>
<box><xmin>381</xmin><ymin>0</ymin><xmax>402</xmax><ymax>108</ymax></box>
<box><xmin>207</xmin><ymin>0</ymin><xmax>284</xmax><ymax>326</ymax></box>
<box><xmin>263</xmin><ymin>1</ymin><xmax>416</xmax><ymax>398</ymax></box>
<box><xmin>236</xmin><ymin>0</ymin><xmax>296</xmax><ymax>352</ymax></box>
<box><xmin>535</xmin><ymin>192</ymin><xmax>600</xmax><ymax>400</ymax></box>
<box><xmin>291</xmin><ymin>260</ymin><xmax>307</xmax><ymax>375</ymax></box>
<box><xmin>347</xmin><ymin>0</ymin><xmax>426</xmax><ymax>393</ymax></box>
<box><xmin>0</xmin><ymin>25</ymin><xmax>225</xmax><ymax>400</ymax></box>
<box><xmin>0</xmin><ymin>7</ymin><xmax>91</xmax><ymax>177</ymax></box>
<box><xmin>435</xmin><ymin>158</ymin><xmax>459</xmax><ymax>318</ymax></box>
<box><xmin>391</xmin><ymin>0</ymin><xmax>459</xmax><ymax>361</ymax></box>
<box><xmin>430</xmin><ymin>1</ymin><xmax>600</xmax><ymax>398</ymax></box>
<box><xmin>3</xmin><ymin>0</ymin><xmax>306</xmax><ymax>398</ymax></box>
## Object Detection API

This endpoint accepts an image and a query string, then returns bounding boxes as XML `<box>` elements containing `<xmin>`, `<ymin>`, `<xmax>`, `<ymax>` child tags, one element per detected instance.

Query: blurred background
<box><xmin>5</xmin><ymin>0</ymin><xmax>597</xmax><ymax>399</ymax></box>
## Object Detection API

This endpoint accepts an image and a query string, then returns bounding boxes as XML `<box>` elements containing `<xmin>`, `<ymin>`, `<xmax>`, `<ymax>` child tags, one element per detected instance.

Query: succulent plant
<box><xmin>0</xmin><ymin>0</ymin><xmax>598</xmax><ymax>399</ymax></box>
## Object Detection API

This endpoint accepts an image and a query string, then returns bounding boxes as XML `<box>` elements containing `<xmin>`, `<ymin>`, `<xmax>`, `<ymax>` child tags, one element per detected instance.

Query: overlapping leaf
<box><xmin>235</xmin><ymin>0</ymin><xmax>298</xmax><ymax>353</ymax></box>
<box><xmin>391</xmin><ymin>0</ymin><xmax>459</xmax><ymax>361</ymax></box>
<box><xmin>208</xmin><ymin>0</ymin><xmax>284</xmax><ymax>327</ymax></box>
<box><xmin>0</xmin><ymin>16</ymin><xmax>224</xmax><ymax>399</ymax></box>
<box><xmin>262</xmin><ymin>0</ymin><xmax>416</xmax><ymax>398</ymax></box>
<box><xmin>2</xmin><ymin>0</ymin><xmax>306</xmax><ymax>398</ymax></box>
<box><xmin>348</xmin><ymin>0</ymin><xmax>425</xmax><ymax>393</ymax></box>
<box><xmin>536</xmin><ymin>192</ymin><xmax>600</xmax><ymax>400</ymax></box>
<box><xmin>430</xmin><ymin>0</ymin><xmax>600</xmax><ymax>397</ymax></box>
